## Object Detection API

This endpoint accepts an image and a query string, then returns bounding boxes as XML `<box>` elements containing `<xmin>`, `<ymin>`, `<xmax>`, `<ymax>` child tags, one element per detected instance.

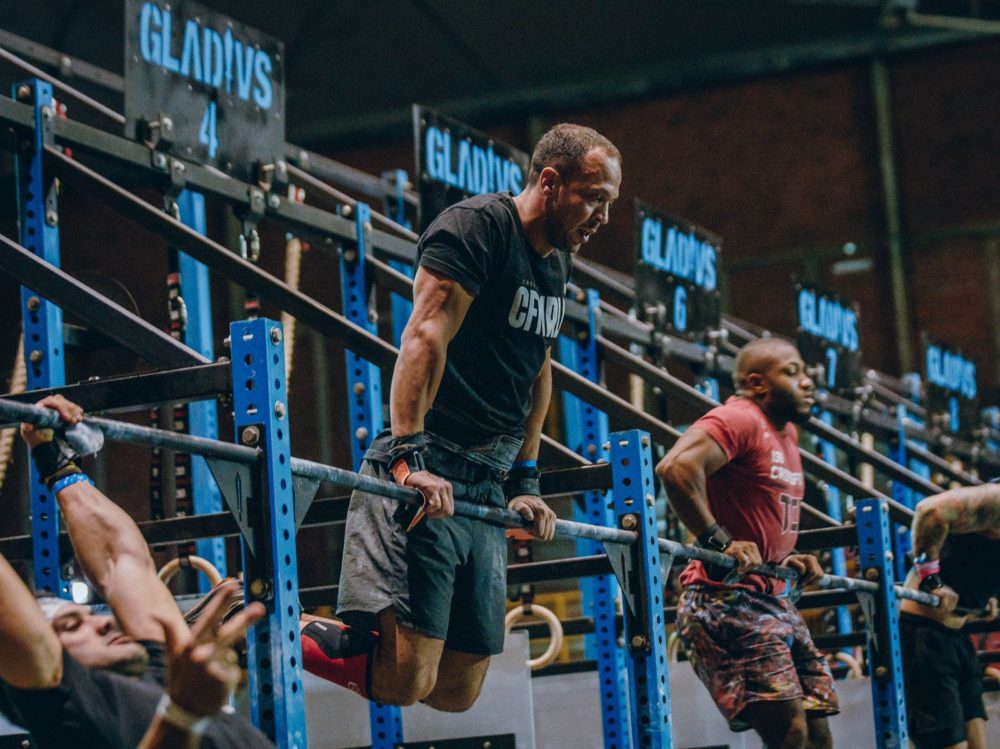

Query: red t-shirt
<box><xmin>678</xmin><ymin>397</ymin><xmax>805</xmax><ymax>594</ymax></box>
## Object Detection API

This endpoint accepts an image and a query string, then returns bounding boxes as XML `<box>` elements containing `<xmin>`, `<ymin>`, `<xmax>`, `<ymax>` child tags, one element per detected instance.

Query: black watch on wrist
<box><xmin>919</xmin><ymin>573</ymin><xmax>944</xmax><ymax>594</ymax></box>
<box><xmin>696</xmin><ymin>524</ymin><xmax>733</xmax><ymax>553</ymax></box>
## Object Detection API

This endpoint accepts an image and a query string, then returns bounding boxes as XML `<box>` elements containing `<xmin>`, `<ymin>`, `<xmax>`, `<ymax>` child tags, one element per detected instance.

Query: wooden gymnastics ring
<box><xmin>158</xmin><ymin>555</ymin><xmax>224</xmax><ymax>588</ymax></box>
<box><xmin>833</xmin><ymin>650</ymin><xmax>863</xmax><ymax>679</ymax></box>
<box><xmin>504</xmin><ymin>603</ymin><xmax>564</xmax><ymax>671</ymax></box>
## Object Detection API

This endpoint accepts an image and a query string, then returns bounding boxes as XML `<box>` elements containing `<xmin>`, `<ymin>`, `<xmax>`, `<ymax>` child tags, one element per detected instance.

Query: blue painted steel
<box><xmin>381</xmin><ymin>169</ymin><xmax>415</xmax><ymax>346</ymax></box>
<box><xmin>890</xmin><ymin>377</ymin><xmax>929</xmax><ymax>580</ymax></box>
<box><xmin>15</xmin><ymin>79</ymin><xmax>67</xmax><ymax>596</ymax></box>
<box><xmin>558</xmin><ymin>290</ymin><xmax>631</xmax><ymax>748</ymax></box>
<box><xmin>610</xmin><ymin>430</ymin><xmax>671</xmax><ymax>749</ymax></box>
<box><xmin>176</xmin><ymin>190</ymin><xmax>226</xmax><ymax>590</ymax></box>
<box><xmin>338</xmin><ymin>202</ymin><xmax>402</xmax><ymax>748</ymax></box>
<box><xmin>818</xmin><ymin>410</ymin><xmax>851</xmax><ymax>637</ymax></box>
<box><xmin>230</xmin><ymin>319</ymin><xmax>307</xmax><ymax>749</ymax></box>
<box><xmin>855</xmin><ymin>498</ymin><xmax>908</xmax><ymax>749</ymax></box>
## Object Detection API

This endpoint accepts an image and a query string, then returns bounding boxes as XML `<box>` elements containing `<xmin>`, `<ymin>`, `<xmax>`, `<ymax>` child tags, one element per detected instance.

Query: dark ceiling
<box><xmin>2</xmin><ymin>1</ymin><xmax>1000</xmax><ymax>150</ymax></box>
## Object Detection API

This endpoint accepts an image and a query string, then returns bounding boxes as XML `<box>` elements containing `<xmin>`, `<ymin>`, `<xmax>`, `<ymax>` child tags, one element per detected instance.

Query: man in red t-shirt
<box><xmin>656</xmin><ymin>338</ymin><xmax>838</xmax><ymax>749</ymax></box>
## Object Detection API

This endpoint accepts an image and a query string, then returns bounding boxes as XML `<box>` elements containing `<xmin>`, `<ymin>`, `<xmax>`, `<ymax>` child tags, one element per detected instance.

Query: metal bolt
<box><xmin>630</xmin><ymin>635</ymin><xmax>647</xmax><ymax>649</ymax></box>
<box><xmin>341</xmin><ymin>204</ymin><xmax>353</xmax><ymax>218</ymax></box>
<box><xmin>26</xmin><ymin>296</ymin><xmax>40</xmax><ymax>312</ymax></box>
<box><xmin>363</xmin><ymin>221</ymin><xmax>373</xmax><ymax>233</ymax></box>
<box><xmin>153</xmin><ymin>152</ymin><xmax>167</xmax><ymax>169</ymax></box>
<box><xmin>241</xmin><ymin>426</ymin><xmax>260</xmax><ymax>446</ymax></box>
<box><xmin>353</xmin><ymin>382</ymin><xmax>366</xmax><ymax>395</ymax></box>
<box><xmin>29</xmin><ymin>350</ymin><xmax>43</xmax><ymax>364</ymax></box>
<box><xmin>865</xmin><ymin>567</ymin><xmax>880</xmax><ymax>581</ymax></box>
<box><xmin>646</xmin><ymin>493</ymin><xmax>655</xmax><ymax>507</ymax></box>
<box><xmin>249</xmin><ymin>578</ymin><xmax>269</xmax><ymax>599</ymax></box>
<box><xmin>874</xmin><ymin>666</ymin><xmax>888</xmax><ymax>679</ymax></box>
<box><xmin>586</xmin><ymin>443</ymin><xmax>597</xmax><ymax>456</ymax></box>
<box><xmin>621</xmin><ymin>514</ymin><xmax>638</xmax><ymax>530</ymax></box>
<box><xmin>368</xmin><ymin>309</ymin><xmax>379</xmax><ymax>324</ymax></box>
<box><xmin>274</xmin><ymin>401</ymin><xmax>286</xmax><ymax>420</ymax></box>
<box><xmin>161</xmin><ymin>115</ymin><xmax>173</xmax><ymax>130</ymax></box>
<box><xmin>343</xmin><ymin>248</ymin><xmax>358</xmax><ymax>263</ymax></box>
<box><xmin>641</xmin><ymin>436</ymin><xmax>650</xmax><ymax>448</ymax></box>
<box><xmin>45</xmin><ymin>210</ymin><xmax>58</xmax><ymax>227</ymax></box>
<box><xmin>41</xmin><ymin>105</ymin><xmax>53</xmax><ymax>120</ymax></box>
<box><xmin>16</xmin><ymin>84</ymin><xmax>31</xmax><ymax>101</ymax></box>
<box><xmin>355</xmin><ymin>427</ymin><xmax>369</xmax><ymax>442</ymax></box>
<box><xmin>270</xmin><ymin>327</ymin><xmax>283</xmax><ymax>344</ymax></box>
<box><xmin>619</xmin><ymin>439</ymin><xmax>629</xmax><ymax>448</ymax></box>
<box><xmin>602</xmin><ymin>442</ymin><xmax>610</xmax><ymax>451</ymax></box>
<box><xmin>267</xmin><ymin>193</ymin><xmax>281</xmax><ymax>209</ymax></box>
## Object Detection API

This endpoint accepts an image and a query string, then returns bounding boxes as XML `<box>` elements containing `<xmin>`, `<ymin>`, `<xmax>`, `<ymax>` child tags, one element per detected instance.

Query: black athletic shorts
<box><xmin>337</xmin><ymin>433</ymin><xmax>513</xmax><ymax>656</ymax></box>
<box><xmin>900</xmin><ymin>612</ymin><xmax>987</xmax><ymax>748</ymax></box>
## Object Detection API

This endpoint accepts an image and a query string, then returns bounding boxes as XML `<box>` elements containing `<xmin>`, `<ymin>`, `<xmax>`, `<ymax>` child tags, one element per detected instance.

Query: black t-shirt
<box><xmin>417</xmin><ymin>192</ymin><xmax>571</xmax><ymax>446</ymax></box>
<box><xmin>940</xmin><ymin>532</ymin><xmax>1000</xmax><ymax>610</ymax></box>
<box><xmin>1</xmin><ymin>643</ymin><xmax>273</xmax><ymax>749</ymax></box>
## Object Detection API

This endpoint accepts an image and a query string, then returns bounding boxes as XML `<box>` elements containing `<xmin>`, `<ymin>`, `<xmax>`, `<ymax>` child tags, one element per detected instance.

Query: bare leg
<box><xmin>422</xmin><ymin>649</ymin><xmax>490</xmax><ymax>712</ymax></box>
<box><xmin>964</xmin><ymin>716</ymin><xmax>987</xmax><ymax>749</ymax></box>
<box><xmin>806</xmin><ymin>713</ymin><xmax>832</xmax><ymax>749</ymax></box>
<box><xmin>738</xmin><ymin>698</ymin><xmax>809</xmax><ymax>749</ymax></box>
<box><xmin>369</xmin><ymin>607</ymin><xmax>444</xmax><ymax>706</ymax></box>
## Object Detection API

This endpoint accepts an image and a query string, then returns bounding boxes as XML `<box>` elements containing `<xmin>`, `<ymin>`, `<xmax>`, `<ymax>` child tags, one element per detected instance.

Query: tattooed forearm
<box><xmin>912</xmin><ymin>485</ymin><xmax>1000</xmax><ymax>558</ymax></box>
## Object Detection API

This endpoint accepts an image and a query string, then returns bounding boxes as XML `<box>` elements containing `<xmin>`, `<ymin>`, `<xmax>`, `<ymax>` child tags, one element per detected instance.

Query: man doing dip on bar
<box><xmin>900</xmin><ymin>483</ymin><xmax>1000</xmax><ymax>749</ymax></box>
<box><xmin>656</xmin><ymin>338</ymin><xmax>838</xmax><ymax>749</ymax></box>
<box><xmin>301</xmin><ymin>124</ymin><xmax>622</xmax><ymax>710</ymax></box>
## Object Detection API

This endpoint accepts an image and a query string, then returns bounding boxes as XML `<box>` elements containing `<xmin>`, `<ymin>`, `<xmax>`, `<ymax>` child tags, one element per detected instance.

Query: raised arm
<box><xmin>20</xmin><ymin>395</ymin><xmax>186</xmax><ymax>642</ymax></box>
<box><xmin>0</xmin><ymin>552</ymin><xmax>63</xmax><ymax>688</ymax></box>
<box><xmin>912</xmin><ymin>484</ymin><xmax>1000</xmax><ymax>560</ymax></box>
<box><xmin>655</xmin><ymin>426</ymin><xmax>761</xmax><ymax>573</ymax></box>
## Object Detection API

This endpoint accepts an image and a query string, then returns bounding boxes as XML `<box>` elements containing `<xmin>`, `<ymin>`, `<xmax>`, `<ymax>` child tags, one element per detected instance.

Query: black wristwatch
<box><xmin>918</xmin><ymin>573</ymin><xmax>944</xmax><ymax>594</ymax></box>
<box><xmin>696</xmin><ymin>524</ymin><xmax>733</xmax><ymax>553</ymax></box>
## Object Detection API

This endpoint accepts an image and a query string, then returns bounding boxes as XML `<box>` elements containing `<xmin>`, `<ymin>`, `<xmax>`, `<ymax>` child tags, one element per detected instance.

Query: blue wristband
<box><xmin>512</xmin><ymin>460</ymin><xmax>537</xmax><ymax>470</ymax></box>
<box><xmin>51</xmin><ymin>473</ymin><xmax>95</xmax><ymax>494</ymax></box>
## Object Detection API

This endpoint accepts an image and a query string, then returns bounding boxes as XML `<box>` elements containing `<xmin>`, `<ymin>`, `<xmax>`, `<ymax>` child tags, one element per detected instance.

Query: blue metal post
<box><xmin>381</xmin><ymin>169</ymin><xmax>415</xmax><ymax>347</ymax></box>
<box><xmin>14</xmin><ymin>79</ymin><xmax>67</xmax><ymax>596</ymax></box>
<box><xmin>230</xmin><ymin>319</ymin><xmax>307</xmax><ymax>749</ymax></box>
<box><xmin>338</xmin><ymin>202</ymin><xmax>403</xmax><ymax>748</ymax></box>
<box><xmin>818</xmin><ymin>410</ymin><xmax>851</xmax><ymax>637</ymax></box>
<box><xmin>558</xmin><ymin>290</ymin><xmax>631</xmax><ymax>748</ymax></box>
<box><xmin>855</xmin><ymin>498</ymin><xmax>907</xmax><ymax>749</ymax></box>
<box><xmin>176</xmin><ymin>190</ymin><xmax>226</xmax><ymax>590</ymax></box>
<box><xmin>610</xmin><ymin>430</ymin><xmax>671</xmax><ymax>749</ymax></box>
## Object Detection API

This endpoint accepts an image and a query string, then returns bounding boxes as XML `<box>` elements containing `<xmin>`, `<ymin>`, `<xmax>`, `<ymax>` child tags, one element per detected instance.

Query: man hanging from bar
<box><xmin>899</xmin><ymin>483</ymin><xmax>1000</xmax><ymax>749</ymax></box>
<box><xmin>0</xmin><ymin>395</ymin><xmax>272</xmax><ymax>748</ymax></box>
<box><xmin>310</xmin><ymin>124</ymin><xmax>622</xmax><ymax>710</ymax></box>
<box><xmin>657</xmin><ymin>337</ymin><xmax>838</xmax><ymax>749</ymax></box>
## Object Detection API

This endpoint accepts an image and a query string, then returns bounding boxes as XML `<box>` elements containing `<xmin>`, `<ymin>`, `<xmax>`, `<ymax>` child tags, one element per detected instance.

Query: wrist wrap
<box><xmin>504</xmin><ymin>464</ymin><xmax>541</xmax><ymax>500</ymax></box>
<box><xmin>31</xmin><ymin>437</ymin><xmax>82</xmax><ymax>489</ymax></box>
<box><xmin>155</xmin><ymin>694</ymin><xmax>212</xmax><ymax>735</ymax></box>
<box><xmin>696</xmin><ymin>524</ymin><xmax>733</xmax><ymax>553</ymax></box>
<box><xmin>387</xmin><ymin>433</ymin><xmax>426</xmax><ymax>484</ymax></box>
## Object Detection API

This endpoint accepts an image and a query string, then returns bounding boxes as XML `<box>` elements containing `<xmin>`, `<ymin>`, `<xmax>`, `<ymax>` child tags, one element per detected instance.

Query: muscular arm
<box><xmin>655</xmin><ymin>427</ymin><xmax>729</xmax><ymax>536</ymax></box>
<box><xmin>0</xmin><ymin>553</ymin><xmax>62</xmax><ymax>688</ymax></box>
<box><xmin>390</xmin><ymin>267</ymin><xmax>474</xmax><ymax>434</ymax></box>
<box><xmin>56</xmin><ymin>481</ymin><xmax>186</xmax><ymax>642</ymax></box>
<box><xmin>912</xmin><ymin>484</ymin><xmax>1000</xmax><ymax>560</ymax></box>
<box><xmin>514</xmin><ymin>349</ymin><xmax>552</xmax><ymax>463</ymax></box>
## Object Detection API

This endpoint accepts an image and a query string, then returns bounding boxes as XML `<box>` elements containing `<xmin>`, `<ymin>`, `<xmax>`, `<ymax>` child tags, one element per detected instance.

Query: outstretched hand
<box><xmin>156</xmin><ymin>580</ymin><xmax>265</xmax><ymax>717</ymax></box>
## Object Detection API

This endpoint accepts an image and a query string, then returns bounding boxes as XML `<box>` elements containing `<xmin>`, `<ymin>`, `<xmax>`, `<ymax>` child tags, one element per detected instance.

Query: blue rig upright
<box><xmin>14</xmin><ymin>78</ymin><xmax>67</xmax><ymax>597</ymax></box>
<box><xmin>230</xmin><ymin>318</ymin><xmax>307</xmax><ymax>749</ymax></box>
<box><xmin>610</xmin><ymin>429</ymin><xmax>672</xmax><ymax>748</ymax></box>
<box><xmin>338</xmin><ymin>202</ymin><xmax>404</xmax><ymax>749</ymax></box>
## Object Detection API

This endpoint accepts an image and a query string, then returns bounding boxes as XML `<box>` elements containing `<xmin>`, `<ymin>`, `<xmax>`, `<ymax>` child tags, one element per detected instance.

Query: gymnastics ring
<box><xmin>833</xmin><ymin>651</ymin><xmax>863</xmax><ymax>679</ymax></box>
<box><xmin>158</xmin><ymin>555</ymin><xmax>224</xmax><ymax>588</ymax></box>
<box><xmin>667</xmin><ymin>630</ymin><xmax>683</xmax><ymax>663</ymax></box>
<box><xmin>504</xmin><ymin>604</ymin><xmax>564</xmax><ymax>671</ymax></box>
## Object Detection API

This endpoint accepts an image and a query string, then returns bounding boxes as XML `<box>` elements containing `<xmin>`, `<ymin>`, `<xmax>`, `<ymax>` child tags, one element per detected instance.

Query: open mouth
<box><xmin>107</xmin><ymin>633</ymin><xmax>133</xmax><ymax>646</ymax></box>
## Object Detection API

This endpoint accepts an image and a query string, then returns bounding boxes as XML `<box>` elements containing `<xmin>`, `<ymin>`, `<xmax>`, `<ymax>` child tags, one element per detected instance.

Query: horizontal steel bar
<box><xmin>0</xmin><ymin>232</ymin><xmax>206</xmax><ymax>369</ymax></box>
<box><xmin>659</xmin><ymin>539</ymin><xmax>799</xmax><ymax>582</ymax></box>
<box><xmin>903</xmin><ymin>439</ymin><xmax>983</xmax><ymax>484</ymax></box>
<box><xmin>0</xmin><ymin>361</ymin><xmax>232</xmax><ymax>417</ymax></box>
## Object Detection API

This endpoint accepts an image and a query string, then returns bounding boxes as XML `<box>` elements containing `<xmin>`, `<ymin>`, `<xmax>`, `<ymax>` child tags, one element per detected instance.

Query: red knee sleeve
<box><xmin>301</xmin><ymin>626</ymin><xmax>375</xmax><ymax>700</ymax></box>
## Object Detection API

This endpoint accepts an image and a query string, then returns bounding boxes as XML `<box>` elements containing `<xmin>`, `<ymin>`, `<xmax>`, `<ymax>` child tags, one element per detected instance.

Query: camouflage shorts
<box><xmin>677</xmin><ymin>586</ymin><xmax>839</xmax><ymax>726</ymax></box>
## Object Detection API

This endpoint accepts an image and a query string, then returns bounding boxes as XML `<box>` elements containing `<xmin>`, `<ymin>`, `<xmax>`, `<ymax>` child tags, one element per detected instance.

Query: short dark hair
<box><xmin>528</xmin><ymin>123</ymin><xmax>621</xmax><ymax>182</ymax></box>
